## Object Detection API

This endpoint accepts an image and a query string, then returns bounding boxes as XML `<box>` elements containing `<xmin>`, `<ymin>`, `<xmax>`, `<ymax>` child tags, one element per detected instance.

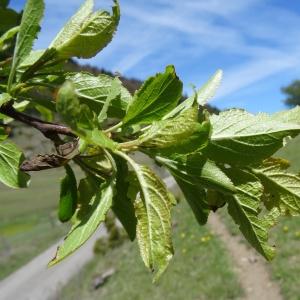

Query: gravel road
<box><xmin>0</xmin><ymin>226</ymin><xmax>105</xmax><ymax>300</ymax></box>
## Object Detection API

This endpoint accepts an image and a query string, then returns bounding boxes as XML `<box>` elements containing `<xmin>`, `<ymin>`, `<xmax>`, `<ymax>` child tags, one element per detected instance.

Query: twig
<box><xmin>0</xmin><ymin>103</ymin><xmax>76</xmax><ymax>144</ymax></box>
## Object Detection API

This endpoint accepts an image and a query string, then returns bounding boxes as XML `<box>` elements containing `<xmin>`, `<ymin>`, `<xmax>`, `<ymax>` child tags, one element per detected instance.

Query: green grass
<box><xmin>60</xmin><ymin>201</ymin><xmax>243</xmax><ymax>300</ymax></box>
<box><xmin>0</xmin><ymin>169</ymin><xmax>63</xmax><ymax>220</ymax></box>
<box><xmin>0</xmin><ymin>169</ymin><xmax>69</xmax><ymax>279</ymax></box>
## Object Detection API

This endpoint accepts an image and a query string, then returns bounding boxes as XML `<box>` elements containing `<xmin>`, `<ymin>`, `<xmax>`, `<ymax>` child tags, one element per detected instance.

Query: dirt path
<box><xmin>208</xmin><ymin>212</ymin><xmax>282</xmax><ymax>300</ymax></box>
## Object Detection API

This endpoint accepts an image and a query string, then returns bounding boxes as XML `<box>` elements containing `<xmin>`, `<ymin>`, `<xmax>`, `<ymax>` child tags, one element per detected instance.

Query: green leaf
<box><xmin>50</xmin><ymin>0</ymin><xmax>120</xmax><ymax>59</ymax></box>
<box><xmin>119</xmin><ymin>152</ymin><xmax>175</xmax><ymax>281</ymax></box>
<box><xmin>252</xmin><ymin>158</ymin><xmax>300</xmax><ymax>216</ymax></box>
<box><xmin>0</xmin><ymin>25</ymin><xmax>19</xmax><ymax>49</ymax></box>
<box><xmin>49</xmin><ymin>177</ymin><xmax>114</xmax><ymax>265</ymax></box>
<box><xmin>98</xmin><ymin>77</ymin><xmax>121</xmax><ymax>124</ymax></box>
<box><xmin>0</xmin><ymin>93</ymin><xmax>11</xmax><ymax>106</ymax></box>
<box><xmin>162</xmin><ymin>69</ymin><xmax>221</xmax><ymax>120</ymax></box>
<box><xmin>67</xmin><ymin>72</ymin><xmax>131</xmax><ymax>118</ymax></box>
<box><xmin>58</xmin><ymin>164</ymin><xmax>78</xmax><ymax>222</ymax></box>
<box><xmin>78</xmin><ymin>152</ymin><xmax>113</xmax><ymax>180</ymax></box>
<box><xmin>0</xmin><ymin>8</ymin><xmax>19</xmax><ymax>33</ymax></box>
<box><xmin>224</xmin><ymin>168</ymin><xmax>279</xmax><ymax>260</ymax></box>
<box><xmin>0</xmin><ymin>0</ymin><xmax>9</xmax><ymax>9</ymax></box>
<box><xmin>204</xmin><ymin>109</ymin><xmax>300</xmax><ymax>165</ymax></box>
<box><xmin>56</xmin><ymin>81</ymin><xmax>81</xmax><ymax>129</ymax></box>
<box><xmin>112</xmin><ymin>155</ymin><xmax>137</xmax><ymax>240</ymax></box>
<box><xmin>0</xmin><ymin>141</ymin><xmax>30</xmax><ymax>188</ymax></box>
<box><xmin>270</xmin><ymin>106</ymin><xmax>300</xmax><ymax>125</ymax></box>
<box><xmin>156</xmin><ymin>154</ymin><xmax>236</xmax><ymax>194</ymax></box>
<box><xmin>174</xmin><ymin>175</ymin><xmax>210</xmax><ymax>225</ymax></box>
<box><xmin>0</xmin><ymin>126</ymin><xmax>7</xmax><ymax>141</ymax></box>
<box><xmin>19</xmin><ymin>48</ymin><xmax>58</xmax><ymax>82</ymax></box>
<box><xmin>123</xmin><ymin>65</ymin><xmax>183</xmax><ymax>126</ymax></box>
<box><xmin>139</xmin><ymin>105</ymin><xmax>211</xmax><ymax>155</ymax></box>
<box><xmin>196</xmin><ymin>69</ymin><xmax>222</xmax><ymax>106</ymax></box>
<box><xmin>206</xmin><ymin>190</ymin><xmax>226</xmax><ymax>212</ymax></box>
<box><xmin>8</xmin><ymin>0</ymin><xmax>44</xmax><ymax>89</ymax></box>
<box><xmin>56</xmin><ymin>81</ymin><xmax>117</xmax><ymax>150</ymax></box>
<box><xmin>162</xmin><ymin>93</ymin><xmax>196</xmax><ymax>120</ymax></box>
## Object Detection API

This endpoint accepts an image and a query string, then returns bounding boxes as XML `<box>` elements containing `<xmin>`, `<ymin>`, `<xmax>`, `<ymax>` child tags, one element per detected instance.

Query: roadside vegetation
<box><xmin>60</xmin><ymin>201</ymin><xmax>243</xmax><ymax>300</ymax></box>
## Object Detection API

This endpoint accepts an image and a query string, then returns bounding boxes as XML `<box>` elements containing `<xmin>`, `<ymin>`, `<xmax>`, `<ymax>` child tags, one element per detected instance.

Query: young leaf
<box><xmin>0</xmin><ymin>93</ymin><xmax>11</xmax><ymax>106</ymax></box>
<box><xmin>49</xmin><ymin>177</ymin><xmax>114</xmax><ymax>265</ymax></box>
<box><xmin>252</xmin><ymin>158</ymin><xmax>300</xmax><ymax>216</ymax></box>
<box><xmin>204</xmin><ymin>109</ymin><xmax>300</xmax><ymax>165</ymax></box>
<box><xmin>0</xmin><ymin>141</ymin><xmax>30</xmax><ymax>188</ymax></box>
<box><xmin>162</xmin><ymin>93</ymin><xmax>196</xmax><ymax>120</ymax></box>
<box><xmin>123</xmin><ymin>65</ymin><xmax>183</xmax><ymax>126</ymax></box>
<box><xmin>224</xmin><ymin>168</ymin><xmax>278</xmax><ymax>260</ymax></box>
<box><xmin>156</xmin><ymin>154</ymin><xmax>236</xmax><ymax>194</ymax></box>
<box><xmin>119</xmin><ymin>152</ymin><xmax>175</xmax><ymax>281</ymax></box>
<box><xmin>0</xmin><ymin>25</ymin><xmax>19</xmax><ymax>50</ymax></box>
<box><xmin>161</xmin><ymin>70</ymin><xmax>221</xmax><ymax>120</ymax></box>
<box><xmin>8</xmin><ymin>0</ymin><xmax>44</xmax><ymax>89</ymax></box>
<box><xmin>98</xmin><ymin>77</ymin><xmax>121</xmax><ymax>124</ymax></box>
<box><xmin>50</xmin><ymin>0</ymin><xmax>120</xmax><ymax>59</ymax></box>
<box><xmin>174</xmin><ymin>175</ymin><xmax>210</xmax><ymax>225</ymax></box>
<box><xmin>270</xmin><ymin>106</ymin><xmax>300</xmax><ymax>125</ymax></box>
<box><xmin>56</xmin><ymin>81</ymin><xmax>117</xmax><ymax>150</ymax></box>
<box><xmin>58</xmin><ymin>164</ymin><xmax>78</xmax><ymax>222</ymax></box>
<box><xmin>196</xmin><ymin>69</ymin><xmax>222</xmax><ymax>106</ymax></box>
<box><xmin>67</xmin><ymin>72</ymin><xmax>131</xmax><ymax>118</ymax></box>
<box><xmin>139</xmin><ymin>106</ymin><xmax>211</xmax><ymax>155</ymax></box>
<box><xmin>56</xmin><ymin>81</ymin><xmax>81</xmax><ymax>129</ymax></box>
<box><xmin>112</xmin><ymin>155</ymin><xmax>137</xmax><ymax>240</ymax></box>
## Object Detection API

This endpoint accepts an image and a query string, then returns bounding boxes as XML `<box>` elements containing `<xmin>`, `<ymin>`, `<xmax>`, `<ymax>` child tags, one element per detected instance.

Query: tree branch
<box><xmin>0</xmin><ymin>103</ymin><xmax>76</xmax><ymax>144</ymax></box>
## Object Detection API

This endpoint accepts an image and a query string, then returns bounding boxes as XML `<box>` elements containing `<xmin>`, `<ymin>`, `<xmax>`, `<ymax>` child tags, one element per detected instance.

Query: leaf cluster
<box><xmin>1</xmin><ymin>0</ymin><xmax>300</xmax><ymax>281</ymax></box>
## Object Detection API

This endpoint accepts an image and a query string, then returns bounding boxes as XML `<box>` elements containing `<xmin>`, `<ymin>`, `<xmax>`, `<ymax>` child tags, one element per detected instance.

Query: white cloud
<box><xmin>215</xmin><ymin>49</ymin><xmax>300</xmax><ymax>102</ymax></box>
<box><xmin>12</xmin><ymin>0</ymin><xmax>300</xmax><ymax>105</ymax></box>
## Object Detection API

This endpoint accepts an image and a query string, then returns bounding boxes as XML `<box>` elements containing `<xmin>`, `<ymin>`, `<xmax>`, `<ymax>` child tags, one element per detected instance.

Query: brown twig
<box><xmin>0</xmin><ymin>103</ymin><xmax>76</xmax><ymax>144</ymax></box>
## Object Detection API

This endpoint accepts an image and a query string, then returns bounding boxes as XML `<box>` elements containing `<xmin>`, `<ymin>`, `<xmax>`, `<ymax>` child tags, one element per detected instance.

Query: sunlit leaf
<box><xmin>139</xmin><ymin>106</ymin><xmax>211</xmax><ymax>155</ymax></box>
<box><xmin>120</xmin><ymin>153</ymin><xmax>175</xmax><ymax>281</ymax></box>
<box><xmin>49</xmin><ymin>176</ymin><xmax>114</xmax><ymax>265</ymax></box>
<box><xmin>123</xmin><ymin>65</ymin><xmax>183</xmax><ymax>126</ymax></box>
<box><xmin>50</xmin><ymin>0</ymin><xmax>120</xmax><ymax>59</ymax></box>
<box><xmin>0</xmin><ymin>141</ymin><xmax>30</xmax><ymax>188</ymax></box>
<box><xmin>8</xmin><ymin>0</ymin><xmax>44</xmax><ymax>89</ymax></box>
<box><xmin>252</xmin><ymin>158</ymin><xmax>300</xmax><ymax>216</ymax></box>
<box><xmin>224</xmin><ymin>168</ymin><xmax>279</xmax><ymax>260</ymax></box>
<box><xmin>204</xmin><ymin>109</ymin><xmax>300</xmax><ymax>165</ymax></box>
<box><xmin>67</xmin><ymin>72</ymin><xmax>131</xmax><ymax>118</ymax></box>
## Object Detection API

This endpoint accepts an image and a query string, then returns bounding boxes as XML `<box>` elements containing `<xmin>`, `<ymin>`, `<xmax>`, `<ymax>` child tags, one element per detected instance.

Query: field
<box><xmin>0</xmin><ymin>169</ymin><xmax>69</xmax><ymax>279</ymax></box>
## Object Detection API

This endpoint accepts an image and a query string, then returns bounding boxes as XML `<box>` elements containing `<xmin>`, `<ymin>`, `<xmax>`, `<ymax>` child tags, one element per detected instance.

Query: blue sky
<box><xmin>10</xmin><ymin>0</ymin><xmax>300</xmax><ymax>113</ymax></box>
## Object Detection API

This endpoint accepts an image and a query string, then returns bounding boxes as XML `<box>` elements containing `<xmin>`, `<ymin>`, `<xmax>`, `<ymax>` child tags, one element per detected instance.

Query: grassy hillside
<box><xmin>0</xmin><ymin>169</ymin><xmax>69</xmax><ymax>279</ymax></box>
<box><xmin>60</xmin><ymin>201</ymin><xmax>242</xmax><ymax>300</ymax></box>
